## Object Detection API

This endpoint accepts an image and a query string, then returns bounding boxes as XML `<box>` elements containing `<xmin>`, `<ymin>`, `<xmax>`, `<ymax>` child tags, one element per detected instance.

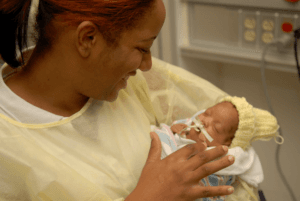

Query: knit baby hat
<box><xmin>218</xmin><ymin>96</ymin><xmax>282</xmax><ymax>151</ymax></box>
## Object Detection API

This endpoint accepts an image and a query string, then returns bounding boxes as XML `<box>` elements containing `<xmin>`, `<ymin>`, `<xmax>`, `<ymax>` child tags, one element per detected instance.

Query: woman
<box><xmin>0</xmin><ymin>0</ymin><xmax>236</xmax><ymax>200</ymax></box>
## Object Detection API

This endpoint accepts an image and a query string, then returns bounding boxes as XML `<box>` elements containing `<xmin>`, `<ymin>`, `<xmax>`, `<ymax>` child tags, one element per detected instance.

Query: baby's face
<box><xmin>189</xmin><ymin>102</ymin><xmax>239</xmax><ymax>147</ymax></box>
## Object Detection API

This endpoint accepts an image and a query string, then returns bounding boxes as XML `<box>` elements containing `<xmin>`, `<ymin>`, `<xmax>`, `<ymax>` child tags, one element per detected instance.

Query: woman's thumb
<box><xmin>146</xmin><ymin>132</ymin><xmax>162</xmax><ymax>164</ymax></box>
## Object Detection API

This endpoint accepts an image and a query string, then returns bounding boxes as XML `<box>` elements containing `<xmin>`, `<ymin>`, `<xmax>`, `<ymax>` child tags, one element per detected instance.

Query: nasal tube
<box><xmin>178</xmin><ymin>119</ymin><xmax>214</xmax><ymax>142</ymax></box>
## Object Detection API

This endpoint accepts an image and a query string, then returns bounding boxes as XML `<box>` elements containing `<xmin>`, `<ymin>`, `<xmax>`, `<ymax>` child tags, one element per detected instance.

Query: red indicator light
<box><xmin>282</xmin><ymin>22</ymin><xmax>293</xmax><ymax>33</ymax></box>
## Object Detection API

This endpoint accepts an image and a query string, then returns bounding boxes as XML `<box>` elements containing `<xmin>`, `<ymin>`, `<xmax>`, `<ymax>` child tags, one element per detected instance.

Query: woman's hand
<box><xmin>126</xmin><ymin>132</ymin><xmax>234</xmax><ymax>201</ymax></box>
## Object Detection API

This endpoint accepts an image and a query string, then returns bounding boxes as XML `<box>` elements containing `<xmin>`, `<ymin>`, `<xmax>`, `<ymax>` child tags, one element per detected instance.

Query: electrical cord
<box><xmin>294</xmin><ymin>28</ymin><xmax>300</xmax><ymax>82</ymax></box>
<box><xmin>260</xmin><ymin>34</ymin><xmax>298</xmax><ymax>201</ymax></box>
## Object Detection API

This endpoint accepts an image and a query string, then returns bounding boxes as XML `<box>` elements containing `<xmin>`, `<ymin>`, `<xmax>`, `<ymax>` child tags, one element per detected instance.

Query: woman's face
<box><xmin>76</xmin><ymin>0</ymin><xmax>166</xmax><ymax>102</ymax></box>
<box><xmin>189</xmin><ymin>102</ymin><xmax>239</xmax><ymax>147</ymax></box>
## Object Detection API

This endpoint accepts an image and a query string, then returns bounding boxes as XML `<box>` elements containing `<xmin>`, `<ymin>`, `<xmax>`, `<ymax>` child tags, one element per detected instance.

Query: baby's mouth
<box><xmin>192</xmin><ymin>118</ymin><xmax>214</xmax><ymax>143</ymax></box>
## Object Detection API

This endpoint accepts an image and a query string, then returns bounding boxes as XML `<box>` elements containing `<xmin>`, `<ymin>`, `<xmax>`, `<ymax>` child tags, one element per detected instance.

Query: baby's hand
<box><xmin>170</xmin><ymin>123</ymin><xmax>188</xmax><ymax>135</ymax></box>
<box><xmin>187</xmin><ymin>128</ymin><xmax>206</xmax><ymax>144</ymax></box>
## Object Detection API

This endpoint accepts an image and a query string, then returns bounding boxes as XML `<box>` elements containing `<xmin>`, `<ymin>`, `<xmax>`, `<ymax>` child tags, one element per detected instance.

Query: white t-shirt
<box><xmin>0</xmin><ymin>65</ymin><xmax>66</xmax><ymax>124</ymax></box>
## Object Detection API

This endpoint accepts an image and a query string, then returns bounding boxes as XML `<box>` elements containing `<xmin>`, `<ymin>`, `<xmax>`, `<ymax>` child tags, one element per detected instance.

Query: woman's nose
<box><xmin>139</xmin><ymin>54</ymin><xmax>152</xmax><ymax>72</ymax></box>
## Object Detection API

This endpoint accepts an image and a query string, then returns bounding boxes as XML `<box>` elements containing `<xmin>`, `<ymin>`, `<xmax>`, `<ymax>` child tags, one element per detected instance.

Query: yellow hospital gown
<box><xmin>0</xmin><ymin>57</ymin><xmax>258</xmax><ymax>201</ymax></box>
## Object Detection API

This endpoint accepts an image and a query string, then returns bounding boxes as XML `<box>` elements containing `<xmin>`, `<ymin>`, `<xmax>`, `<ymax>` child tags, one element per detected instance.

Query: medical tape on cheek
<box><xmin>192</xmin><ymin>119</ymin><xmax>214</xmax><ymax>142</ymax></box>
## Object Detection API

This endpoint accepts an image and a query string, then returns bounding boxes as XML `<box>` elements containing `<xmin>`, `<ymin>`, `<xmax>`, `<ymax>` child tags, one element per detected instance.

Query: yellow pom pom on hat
<box><xmin>251</xmin><ymin>108</ymin><xmax>282</xmax><ymax>144</ymax></box>
<box><xmin>218</xmin><ymin>96</ymin><xmax>282</xmax><ymax>151</ymax></box>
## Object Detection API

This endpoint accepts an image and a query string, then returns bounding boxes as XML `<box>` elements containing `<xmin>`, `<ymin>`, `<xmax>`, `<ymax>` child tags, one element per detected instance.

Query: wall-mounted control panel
<box><xmin>188</xmin><ymin>2</ymin><xmax>300</xmax><ymax>52</ymax></box>
<box><xmin>185</xmin><ymin>0</ymin><xmax>300</xmax><ymax>12</ymax></box>
<box><xmin>240</xmin><ymin>10</ymin><xmax>299</xmax><ymax>51</ymax></box>
<box><xmin>180</xmin><ymin>0</ymin><xmax>300</xmax><ymax>72</ymax></box>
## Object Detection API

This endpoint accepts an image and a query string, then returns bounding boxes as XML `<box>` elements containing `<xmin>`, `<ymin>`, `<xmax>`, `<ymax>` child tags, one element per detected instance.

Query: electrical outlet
<box><xmin>259</xmin><ymin>12</ymin><xmax>277</xmax><ymax>48</ymax></box>
<box><xmin>240</xmin><ymin>10</ymin><xmax>259</xmax><ymax>49</ymax></box>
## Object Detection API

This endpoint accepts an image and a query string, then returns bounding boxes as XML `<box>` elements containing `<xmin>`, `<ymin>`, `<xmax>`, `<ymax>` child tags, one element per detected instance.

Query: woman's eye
<box><xmin>139</xmin><ymin>48</ymin><xmax>150</xmax><ymax>54</ymax></box>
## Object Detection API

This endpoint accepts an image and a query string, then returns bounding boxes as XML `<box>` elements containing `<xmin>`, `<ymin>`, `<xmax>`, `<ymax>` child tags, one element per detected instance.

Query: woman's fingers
<box><xmin>145</xmin><ymin>132</ymin><xmax>162</xmax><ymax>164</ymax></box>
<box><xmin>186</xmin><ymin>145</ymin><xmax>232</xmax><ymax>174</ymax></box>
<box><xmin>193</xmin><ymin>154</ymin><xmax>234</xmax><ymax>182</ymax></box>
<box><xmin>187</xmin><ymin>185</ymin><xmax>234</xmax><ymax>199</ymax></box>
<box><xmin>169</xmin><ymin>143</ymin><xmax>198</xmax><ymax>160</ymax></box>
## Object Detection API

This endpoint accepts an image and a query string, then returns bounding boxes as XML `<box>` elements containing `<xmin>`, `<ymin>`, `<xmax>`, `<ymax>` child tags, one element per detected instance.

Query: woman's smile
<box><xmin>121</xmin><ymin>77</ymin><xmax>128</xmax><ymax>89</ymax></box>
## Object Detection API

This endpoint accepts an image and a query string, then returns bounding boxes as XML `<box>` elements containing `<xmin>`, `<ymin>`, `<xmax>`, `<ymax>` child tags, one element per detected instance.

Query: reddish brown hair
<box><xmin>0</xmin><ymin>0</ymin><xmax>156</xmax><ymax>68</ymax></box>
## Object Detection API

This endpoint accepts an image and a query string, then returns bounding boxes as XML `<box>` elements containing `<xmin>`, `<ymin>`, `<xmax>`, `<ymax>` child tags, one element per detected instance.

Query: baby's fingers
<box><xmin>188</xmin><ymin>185</ymin><xmax>234</xmax><ymax>199</ymax></box>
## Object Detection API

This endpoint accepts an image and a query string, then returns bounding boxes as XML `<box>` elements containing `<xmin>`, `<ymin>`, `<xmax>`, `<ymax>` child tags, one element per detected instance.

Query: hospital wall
<box><xmin>151</xmin><ymin>0</ymin><xmax>300</xmax><ymax>201</ymax></box>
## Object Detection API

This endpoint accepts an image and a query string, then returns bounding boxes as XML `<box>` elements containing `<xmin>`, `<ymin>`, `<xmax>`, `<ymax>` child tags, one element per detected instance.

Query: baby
<box><xmin>151</xmin><ymin>96</ymin><xmax>283</xmax><ymax>201</ymax></box>
<box><xmin>171</xmin><ymin>100</ymin><xmax>238</xmax><ymax>147</ymax></box>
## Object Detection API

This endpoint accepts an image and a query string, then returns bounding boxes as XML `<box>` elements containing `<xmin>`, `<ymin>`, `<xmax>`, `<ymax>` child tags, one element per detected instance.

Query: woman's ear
<box><xmin>171</xmin><ymin>123</ymin><xmax>188</xmax><ymax>134</ymax></box>
<box><xmin>76</xmin><ymin>21</ymin><xmax>99</xmax><ymax>58</ymax></box>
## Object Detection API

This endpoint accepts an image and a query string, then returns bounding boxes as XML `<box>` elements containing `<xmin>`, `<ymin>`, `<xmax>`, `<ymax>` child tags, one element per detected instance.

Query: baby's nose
<box><xmin>202</xmin><ymin>117</ymin><xmax>213</xmax><ymax>127</ymax></box>
<box><xmin>201</xmin><ymin>119</ymin><xmax>208</xmax><ymax>127</ymax></box>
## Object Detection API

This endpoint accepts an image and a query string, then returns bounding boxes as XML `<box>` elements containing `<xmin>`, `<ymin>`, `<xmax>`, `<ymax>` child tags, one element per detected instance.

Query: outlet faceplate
<box><xmin>239</xmin><ymin>10</ymin><xmax>299</xmax><ymax>51</ymax></box>
<box><xmin>259</xmin><ymin>12</ymin><xmax>277</xmax><ymax>48</ymax></box>
<box><xmin>240</xmin><ymin>10</ymin><xmax>259</xmax><ymax>49</ymax></box>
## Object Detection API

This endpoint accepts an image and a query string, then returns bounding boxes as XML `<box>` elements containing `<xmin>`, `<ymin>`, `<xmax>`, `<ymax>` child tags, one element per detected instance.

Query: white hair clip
<box><xmin>28</xmin><ymin>0</ymin><xmax>40</xmax><ymax>39</ymax></box>
<box><xmin>29</xmin><ymin>0</ymin><xmax>39</xmax><ymax>26</ymax></box>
